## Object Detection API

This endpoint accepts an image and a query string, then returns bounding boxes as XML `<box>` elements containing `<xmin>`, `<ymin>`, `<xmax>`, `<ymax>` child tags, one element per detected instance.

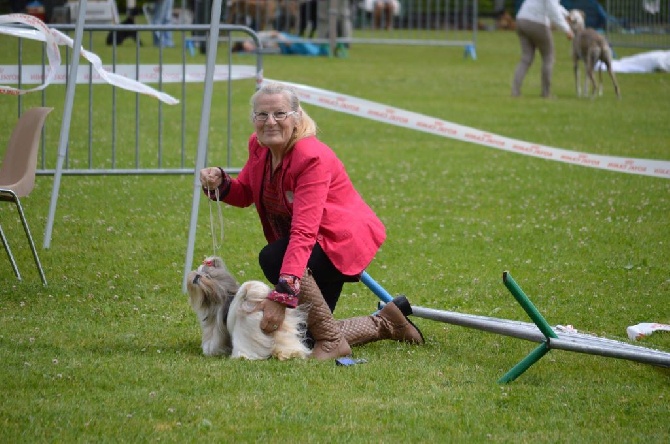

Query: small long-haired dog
<box><xmin>567</xmin><ymin>9</ymin><xmax>621</xmax><ymax>99</ymax></box>
<box><xmin>186</xmin><ymin>256</ymin><xmax>311</xmax><ymax>360</ymax></box>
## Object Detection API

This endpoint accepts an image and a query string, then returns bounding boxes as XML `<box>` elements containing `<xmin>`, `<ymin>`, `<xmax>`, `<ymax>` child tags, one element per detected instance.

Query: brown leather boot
<box><xmin>338</xmin><ymin>296</ymin><xmax>424</xmax><ymax>346</ymax></box>
<box><xmin>299</xmin><ymin>270</ymin><xmax>352</xmax><ymax>360</ymax></box>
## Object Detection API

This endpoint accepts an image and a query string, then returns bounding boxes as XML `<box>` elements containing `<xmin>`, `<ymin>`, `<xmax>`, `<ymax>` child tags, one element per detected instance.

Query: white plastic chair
<box><xmin>0</xmin><ymin>107</ymin><xmax>53</xmax><ymax>286</ymax></box>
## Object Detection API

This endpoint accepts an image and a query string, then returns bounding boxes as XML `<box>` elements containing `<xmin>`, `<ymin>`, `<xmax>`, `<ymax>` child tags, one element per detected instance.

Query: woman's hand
<box><xmin>259</xmin><ymin>298</ymin><xmax>287</xmax><ymax>334</ymax></box>
<box><xmin>200</xmin><ymin>167</ymin><xmax>222</xmax><ymax>190</ymax></box>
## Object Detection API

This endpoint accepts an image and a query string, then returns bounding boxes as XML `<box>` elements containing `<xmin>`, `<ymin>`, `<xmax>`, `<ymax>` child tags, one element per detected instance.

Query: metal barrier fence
<box><xmin>4</xmin><ymin>1</ymin><xmax>480</xmax><ymax>176</ymax></box>
<box><xmin>605</xmin><ymin>0</ymin><xmax>670</xmax><ymax>49</ymax></box>
<box><xmin>4</xmin><ymin>1</ymin><xmax>479</xmax><ymax>177</ymax></box>
<box><xmin>3</xmin><ymin>23</ymin><xmax>262</xmax><ymax>176</ymax></box>
<box><xmin>2</xmin><ymin>17</ymin><xmax>263</xmax><ymax>260</ymax></box>
<box><xmin>194</xmin><ymin>0</ymin><xmax>478</xmax><ymax>52</ymax></box>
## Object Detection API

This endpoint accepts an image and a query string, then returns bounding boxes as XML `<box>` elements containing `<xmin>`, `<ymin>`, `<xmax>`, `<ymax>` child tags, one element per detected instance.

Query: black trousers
<box><xmin>258</xmin><ymin>238</ymin><xmax>357</xmax><ymax>313</ymax></box>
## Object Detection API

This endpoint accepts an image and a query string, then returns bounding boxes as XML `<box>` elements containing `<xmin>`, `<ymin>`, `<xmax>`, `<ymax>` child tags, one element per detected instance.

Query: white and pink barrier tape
<box><xmin>0</xmin><ymin>13</ymin><xmax>179</xmax><ymax>104</ymax></box>
<box><xmin>0</xmin><ymin>63</ymin><xmax>258</xmax><ymax>85</ymax></box>
<box><xmin>267</xmin><ymin>80</ymin><xmax>670</xmax><ymax>180</ymax></box>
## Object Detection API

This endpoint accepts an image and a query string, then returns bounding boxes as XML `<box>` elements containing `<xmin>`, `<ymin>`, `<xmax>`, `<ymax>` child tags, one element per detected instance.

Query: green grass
<box><xmin>1</xmin><ymin>29</ymin><xmax>669</xmax><ymax>442</ymax></box>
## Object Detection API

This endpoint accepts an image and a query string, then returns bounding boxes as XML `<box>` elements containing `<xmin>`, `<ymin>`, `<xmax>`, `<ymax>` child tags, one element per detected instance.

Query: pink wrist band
<box><xmin>267</xmin><ymin>290</ymin><xmax>299</xmax><ymax>309</ymax></box>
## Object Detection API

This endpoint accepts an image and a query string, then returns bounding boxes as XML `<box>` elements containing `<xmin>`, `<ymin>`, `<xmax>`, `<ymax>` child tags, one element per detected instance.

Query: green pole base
<box><xmin>498</xmin><ymin>342</ymin><xmax>550</xmax><ymax>384</ymax></box>
<box><xmin>499</xmin><ymin>272</ymin><xmax>558</xmax><ymax>383</ymax></box>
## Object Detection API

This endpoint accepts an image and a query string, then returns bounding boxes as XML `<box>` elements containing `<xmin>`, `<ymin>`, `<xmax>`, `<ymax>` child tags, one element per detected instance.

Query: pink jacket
<box><xmin>219</xmin><ymin>134</ymin><xmax>386</xmax><ymax>278</ymax></box>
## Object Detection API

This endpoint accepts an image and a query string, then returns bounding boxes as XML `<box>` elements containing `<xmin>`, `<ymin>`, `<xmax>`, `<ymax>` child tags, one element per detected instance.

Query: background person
<box><xmin>199</xmin><ymin>82</ymin><xmax>423</xmax><ymax>360</ymax></box>
<box><xmin>151</xmin><ymin>0</ymin><xmax>175</xmax><ymax>48</ymax></box>
<box><xmin>232</xmin><ymin>30</ymin><xmax>330</xmax><ymax>56</ymax></box>
<box><xmin>511</xmin><ymin>0</ymin><xmax>573</xmax><ymax>98</ymax></box>
<box><xmin>316</xmin><ymin>0</ymin><xmax>352</xmax><ymax>56</ymax></box>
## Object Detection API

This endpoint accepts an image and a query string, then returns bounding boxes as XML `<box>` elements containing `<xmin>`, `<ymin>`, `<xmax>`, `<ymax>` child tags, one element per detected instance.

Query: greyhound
<box><xmin>566</xmin><ymin>9</ymin><xmax>621</xmax><ymax>99</ymax></box>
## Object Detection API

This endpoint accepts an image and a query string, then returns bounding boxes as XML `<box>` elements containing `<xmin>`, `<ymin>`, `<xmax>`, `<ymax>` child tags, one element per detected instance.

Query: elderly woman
<box><xmin>200</xmin><ymin>82</ymin><xmax>423</xmax><ymax>360</ymax></box>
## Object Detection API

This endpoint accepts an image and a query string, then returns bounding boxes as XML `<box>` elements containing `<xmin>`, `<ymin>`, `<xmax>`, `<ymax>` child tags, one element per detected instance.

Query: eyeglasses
<box><xmin>253</xmin><ymin>111</ymin><xmax>296</xmax><ymax>122</ymax></box>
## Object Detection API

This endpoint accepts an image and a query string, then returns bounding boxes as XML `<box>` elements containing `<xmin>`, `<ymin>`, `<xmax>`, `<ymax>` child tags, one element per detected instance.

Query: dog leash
<box><xmin>208</xmin><ymin>187</ymin><xmax>224</xmax><ymax>256</ymax></box>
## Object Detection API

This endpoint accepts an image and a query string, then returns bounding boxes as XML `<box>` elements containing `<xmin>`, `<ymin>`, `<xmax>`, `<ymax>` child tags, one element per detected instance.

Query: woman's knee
<box><xmin>258</xmin><ymin>243</ymin><xmax>286</xmax><ymax>284</ymax></box>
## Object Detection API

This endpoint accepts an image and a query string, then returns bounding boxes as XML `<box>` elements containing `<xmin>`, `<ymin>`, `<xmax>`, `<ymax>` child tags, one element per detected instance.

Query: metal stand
<box><xmin>498</xmin><ymin>271</ymin><xmax>555</xmax><ymax>383</ymax></box>
<box><xmin>361</xmin><ymin>270</ymin><xmax>670</xmax><ymax>383</ymax></box>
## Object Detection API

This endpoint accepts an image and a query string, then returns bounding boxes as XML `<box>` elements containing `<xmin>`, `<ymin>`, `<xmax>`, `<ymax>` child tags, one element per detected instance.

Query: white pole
<box><xmin>43</xmin><ymin>0</ymin><xmax>89</xmax><ymax>248</ymax></box>
<box><xmin>182</xmin><ymin>0</ymin><xmax>226</xmax><ymax>293</ymax></box>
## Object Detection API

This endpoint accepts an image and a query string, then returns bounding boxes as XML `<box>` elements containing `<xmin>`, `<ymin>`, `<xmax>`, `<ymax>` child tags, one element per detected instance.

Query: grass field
<box><xmin>1</xmin><ymin>26</ymin><xmax>669</xmax><ymax>443</ymax></box>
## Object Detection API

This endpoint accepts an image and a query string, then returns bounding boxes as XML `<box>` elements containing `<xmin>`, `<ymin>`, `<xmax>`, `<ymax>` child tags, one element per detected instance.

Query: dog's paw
<box><xmin>202</xmin><ymin>341</ymin><xmax>231</xmax><ymax>357</ymax></box>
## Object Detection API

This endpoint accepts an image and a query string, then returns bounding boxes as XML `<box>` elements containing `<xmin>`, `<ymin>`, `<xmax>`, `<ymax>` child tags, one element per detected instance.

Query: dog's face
<box><xmin>567</xmin><ymin>9</ymin><xmax>585</xmax><ymax>31</ymax></box>
<box><xmin>186</xmin><ymin>256</ymin><xmax>239</xmax><ymax>315</ymax></box>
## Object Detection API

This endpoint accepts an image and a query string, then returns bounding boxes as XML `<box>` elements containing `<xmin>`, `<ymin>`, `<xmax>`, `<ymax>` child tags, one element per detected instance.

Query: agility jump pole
<box><xmin>360</xmin><ymin>271</ymin><xmax>670</xmax><ymax>383</ymax></box>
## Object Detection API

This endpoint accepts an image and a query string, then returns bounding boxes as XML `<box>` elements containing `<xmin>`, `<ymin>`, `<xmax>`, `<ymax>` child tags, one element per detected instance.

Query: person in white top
<box><xmin>511</xmin><ymin>0</ymin><xmax>574</xmax><ymax>98</ymax></box>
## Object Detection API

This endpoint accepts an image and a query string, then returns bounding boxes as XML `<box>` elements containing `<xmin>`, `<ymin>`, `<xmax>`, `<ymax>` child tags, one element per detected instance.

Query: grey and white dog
<box><xmin>567</xmin><ymin>9</ymin><xmax>621</xmax><ymax>99</ymax></box>
<box><xmin>186</xmin><ymin>256</ymin><xmax>310</xmax><ymax>360</ymax></box>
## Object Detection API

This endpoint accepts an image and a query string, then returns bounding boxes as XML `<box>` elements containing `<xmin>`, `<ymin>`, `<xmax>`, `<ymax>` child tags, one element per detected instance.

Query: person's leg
<box><xmin>536</xmin><ymin>25</ymin><xmax>555</xmax><ymax>97</ymax></box>
<box><xmin>308</xmin><ymin>0</ymin><xmax>318</xmax><ymax>38</ymax></box>
<box><xmin>316</xmin><ymin>0</ymin><xmax>329</xmax><ymax>39</ymax></box>
<box><xmin>299</xmin><ymin>269</ymin><xmax>351</xmax><ymax>359</ymax></box>
<box><xmin>373</xmin><ymin>1</ymin><xmax>382</xmax><ymax>29</ymax></box>
<box><xmin>335</xmin><ymin>0</ymin><xmax>352</xmax><ymax>55</ymax></box>
<box><xmin>258</xmin><ymin>237</ymin><xmax>288</xmax><ymax>284</ymax></box>
<box><xmin>151</xmin><ymin>0</ymin><xmax>174</xmax><ymax>47</ymax></box>
<box><xmin>258</xmin><ymin>237</ymin><xmax>348</xmax><ymax>312</ymax></box>
<box><xmin>338</xmin><ymin>296</ymin><xmax>424</xmax><ymax>346</ymax></box>
<box><xmin>511</xmin><ymin>19</ymin><xmax>536</xmax><ymax>97</ymax></box>
<box><xmin>151</xmin><ymin>0</ymin><xmax>165</xmax><ymax>46</ymax></box>
<box><xmin>258</xmin><ymin>238</ymin><xmax>423</xmax><ymax>351</ymax></box>
<box><xmin>383</xmin><ymin>2</ymin><xmax>393</xmax><ymax>30</ymax></box>
<box><xmin>163</xmin><ymin>0</ymin><xmax>175</xmax><ymax>47</ymax></box>
<box><xmin>258</xmin><ymin>238</ymin><xmax>351</xmax><ymax>359</ymax></box>
<box><xmin>298</xmin><ymin>1</ymin><xmax>309</xmax><ymax>36</ymax></box>
<box><xmin>339</xmin><ymin>0</ymin><xmax>352</xmax><ymax>41</ymax></box>
<box><xmin>193</xmin><ymin>0</ymin><xmax>208</xmax><ymax>53</ymax></box>
<box><xmin>305</xmin><ymin>245</ymin><xmax>349</xmax><ymax>311</ymax></box>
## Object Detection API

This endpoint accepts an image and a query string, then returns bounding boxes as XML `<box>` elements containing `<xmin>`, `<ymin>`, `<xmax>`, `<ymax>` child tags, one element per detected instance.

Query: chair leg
<box><xmin>0</xmin><ymin>224</ymin><xmax>22</xmax><ymax>281</ymax></box>
<box><xmin>12</xmin><ymin>196</ymin><xmax>47</xmax><ymax>286</ymax></box>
